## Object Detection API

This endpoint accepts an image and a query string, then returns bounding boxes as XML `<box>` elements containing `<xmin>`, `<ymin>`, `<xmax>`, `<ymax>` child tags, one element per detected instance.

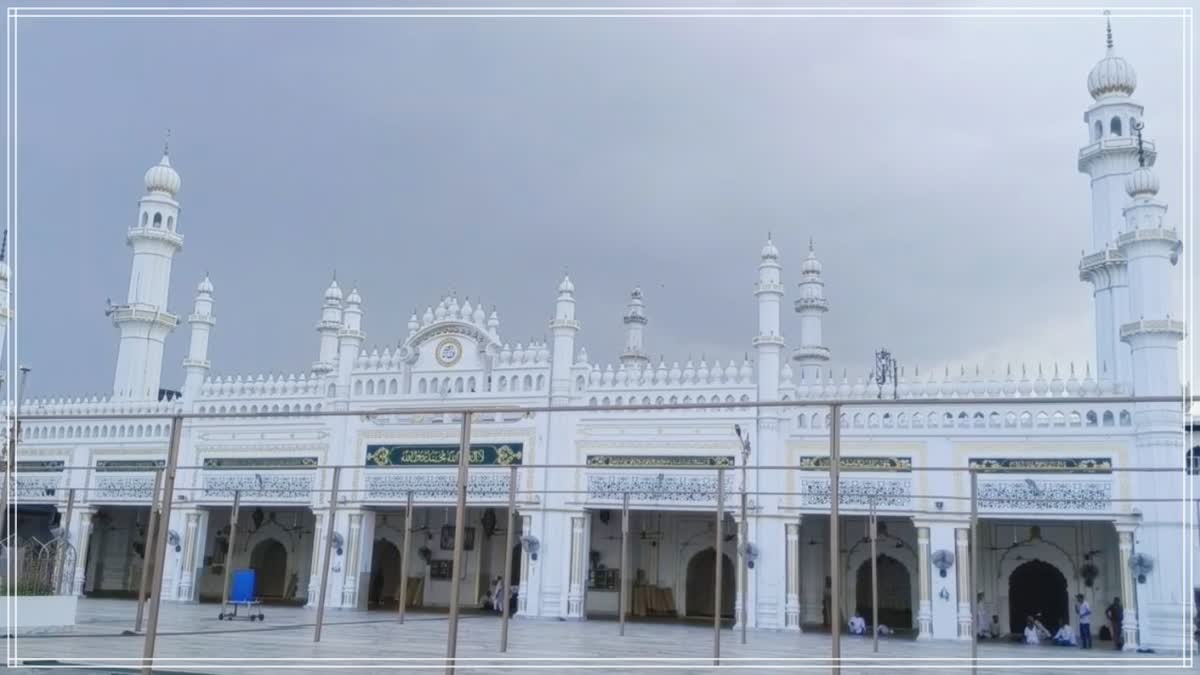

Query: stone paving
<box><xmin>5</xmin><ymin>599</ymin><xmax>1193</xmax><ymax>674</ymax></box>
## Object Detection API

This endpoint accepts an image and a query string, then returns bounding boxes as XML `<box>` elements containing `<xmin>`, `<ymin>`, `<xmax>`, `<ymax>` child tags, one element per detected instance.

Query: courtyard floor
<box><xmin>6</xmin><ymin>599</ymin><xmax>1192</xmax><ymax>674</ymax></box>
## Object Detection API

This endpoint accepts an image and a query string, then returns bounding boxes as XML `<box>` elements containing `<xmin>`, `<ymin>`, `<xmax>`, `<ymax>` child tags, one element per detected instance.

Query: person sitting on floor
<box><xmin>848</xmin><ymin>613</ymin><xmax>867</xmax><ymax>635</ymax></box>
<box><xmin>1053</xmin><ymin>620</ymin><xmax>1077</xmax><ymax>646</ymax></box>
<box><xmin>1024</xmin><ymin>617</ymin><xmax>1041</xmax><ymax>645</ymax></box>
<box><xmin>875</xmin><ymin>624</ymin><xmax>893</xmax><ymax>636</ymax></box>
<box><xmin>1032</xmin><ymin>614</ymin><xmax>1052</xmax><ymax>641</ymax></box>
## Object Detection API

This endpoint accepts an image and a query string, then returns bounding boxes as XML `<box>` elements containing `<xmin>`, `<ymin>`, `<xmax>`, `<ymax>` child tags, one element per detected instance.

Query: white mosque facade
<box><xmin>4</xmin><ymin>23</ymin><xmax>1193</xmax><ymax>651</ymax></box>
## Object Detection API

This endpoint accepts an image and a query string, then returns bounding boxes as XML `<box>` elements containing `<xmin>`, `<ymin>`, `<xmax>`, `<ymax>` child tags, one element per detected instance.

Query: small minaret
<box><xmin>311</xmin><ymin>278</ymin><xmax>342</xmax><ymax>375</ymax></box>
<box><xmin>620</xmin><ymin>287</ymin><xmax>649</xmax><ymax>367</ymax></box>
<box><xmin>181</xmin><ymin>276</ymin><xmax>215</xmax><ymax>404</ymax></box>
<box><xmin>111</xmin><ymin>142</ymin><xmax>184</xmax><ymax>400</ymax></box>
<box><xmin>0</xmin><ymin>237</ymin><xmax>10</xmax><ymax>367</ymax></box>
<box><xmin>1078</xmin><ymin>13</ymin><xmax>1148</xmax><ymax>387</ymax></box>
<box><xmin>1118</xmin><ymin>125</ymin><xmax>1183</xmax><ymax>395</ymax></box>
<box><xmin>792</xmin><ymin>239</ymin><xmax>831</xmax><ymax>381</ymax></box>
<box><xmin>335</xmin><ymin>286</ymin><xmax>364</xmax><ymax>395</ymax></box>
<box><xmin>549</xmin><ymin>275</ymin><xmax>581</xmax><ymax>405</ymax></box>
<box><xmin>753</xmin><ymin>237</ymin><xmax>784</xmax><ymax>402</ymax></box>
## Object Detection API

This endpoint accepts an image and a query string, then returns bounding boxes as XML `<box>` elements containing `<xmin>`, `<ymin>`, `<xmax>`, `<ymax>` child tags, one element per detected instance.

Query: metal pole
<box><xmin>969</xmin><ymin>469</ymin><xmax>979</xmax><ymax>675</ymax></box>
<box><xmin>619</xmin><ymin>491</ymin><xmax>629</xmax><ymax>637</ymax></box>
<box><xmin>713</xmin><ymin>466</ymin><xmax>725</xmax><ymax>666</ymax></box>
<box><xmin>220</xmin><ymin>490</ymin><xmax>242</xmax><ymax>609</ymax></box>
<box><xmin>499</xmin><ymin>466</ymin><xmax>517</xmax><ymax>651</ymax></box>
<box><xmin>55</xmin><ymin>487</ymin><xmax>76</xmax><ymax>594</ymax></box>
<box><xmin>445</xmin><ymin>411</ymin><xmax>472</xmax><ymax>675</ymax></box>
<box><xmin>870</xmin><ymin>496</ymin><xmax>878</xmax><ymax>654</ymax></box>
<box><xmin>313</xmin><ymin>466</ymin><xmax>342</xmax><ymax>643</ymax></box>
<box><xmin>140</xmin><ymin>416</ymin><xmax>184</xmax><ymax>675</ymax></box>
<box><xmin>398</xmin><ymin>490</ymin><xmax>413</xmax><ymax>624</ymax></box>
<box><xmin>829</xmin><ymin>403</ymin><xmax>842</xmax><ymax>670</ymax></box>
<box><xmin>134</xmin><ymin>467</ymin><xmax>164</xmax><ymax>633</ymax></box>
<box><xmin>740</xmin><ymin>460</ymin><xmax>748</xmax><ymax>645</ymax></box>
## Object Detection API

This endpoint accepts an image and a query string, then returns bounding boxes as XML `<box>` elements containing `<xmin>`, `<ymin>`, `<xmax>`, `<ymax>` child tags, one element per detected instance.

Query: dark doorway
<box><xmin>368</xmin><ymin>539</ymin><xmax>400</xmax><ymax>607</ymax></box>
<box><xmin>249</xmin><ymin>539</ymin><xmax>288</xmax><ymax>599</ymax></box>
<box><xmin>855</xmin><ymin>554</ymin><xmax>913</xmax><ymax>629</ymax></box>
<box><xmin>1008</xmin><ymin>560</ymin><xmax>1068</xmax><ymax>635</ymax></box>
<box><xmin>685</xmin><ymin>548</ymin><xmax>734</xmax><ymax>618</ymax></box>
<box><xmin>510</xmin><ymin>545</ymin><xmax>521</xmax><ymax>586</ymax></box>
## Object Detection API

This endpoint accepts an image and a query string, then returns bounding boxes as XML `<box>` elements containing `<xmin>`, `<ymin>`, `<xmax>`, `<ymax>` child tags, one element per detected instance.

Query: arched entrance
<box><xmin>249</xmin><ymin>539</ymin><xmax>288</xmax><ymax>599</ymax></box>
<box><xmin>1008</xmin><ymin>560</ymin><xmax>1068</xmax><ymax>635</ymax></box>
<box><xmin>368</xmin><ymin>539</ymin><xmax>400</xmax><ymax>607</ymax></box>
<box><xmin>855</xmin><ymin>554</ymin><xmax>913</xmax><ymax>629</ymax></box>
<box><xmin>685</xmin><ymin>548</ymin><xmax>734</xmax><ymax>618</ymax></box>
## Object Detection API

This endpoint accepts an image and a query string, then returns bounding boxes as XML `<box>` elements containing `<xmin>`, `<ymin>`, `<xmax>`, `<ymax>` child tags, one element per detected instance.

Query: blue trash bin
<box><xmin>231</xmin><ymin>569</ymin><xmax>257</xmax><ymax>603</ymax></box>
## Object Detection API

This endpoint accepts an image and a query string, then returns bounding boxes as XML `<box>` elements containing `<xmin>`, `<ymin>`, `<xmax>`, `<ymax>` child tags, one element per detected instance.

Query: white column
<box><xmin>517</xmin><ymin>513</ymin><xmax>536</xmax><ymax>616</ymax></box>
<box><xmin>916</xmin><ymin>526</ymin><xmax>933</xmax><ymax>640</ymax></box>
<box><xmin>785</xmin><ymin>521</ymin><xmax>801</xmax><ymax>630</ymax></box>
<box><xmin>339</xmin><ymin>511</ymin><xmax>365</xmax><ymax>608</ymax></box>
<box><xmin>306</xmin><ymin>510</ymin><xmax>326</xmax><ymax>607</ymax></box>
<box><xmin>566</xmin><ymin>513</ymin><xmax>588</xmax><ymax>619</ymax></box>
<box><xmin>955</xmin><ymin>528</ymin><xmax>972</xmax><ymax>640</ymax></box>
<box><xmin>176</xmin><ymin>509</ymin><xmax>207</xmax><ymax>602</ymax></box>
<box><xmin>1116</xmin><ymin>526</ymin><xmax>1140</xmax><ymax>650</ymax></box>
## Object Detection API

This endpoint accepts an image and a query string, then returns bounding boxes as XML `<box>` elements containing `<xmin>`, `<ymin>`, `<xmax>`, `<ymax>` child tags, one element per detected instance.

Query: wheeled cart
<box><xmin>218</xmin><ymin>569</ymin><xmax>265</xmax><ymax>621</ymax></box>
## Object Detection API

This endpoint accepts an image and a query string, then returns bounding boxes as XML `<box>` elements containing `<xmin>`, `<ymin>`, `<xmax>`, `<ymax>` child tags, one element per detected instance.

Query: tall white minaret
<box><xmin>1078</xmin><ymin>13</ymin><xmax>1150</xmax><ymax>387</ymax></box>
<box><xmin>311</xmin><ymin>278</ymin><xmax>342</xmax><ymax>376</ymax></box>
<box><xmin>754</xmin><ymin>237</ymin><xmax>784</xmax><ymax>401</ymax></box>
<box><xmin>619</xmin><ymin>288</ymin><xmax>649</xmax><ymax>367</ymax></box>
<box><xmin>549</xmin><ymin>275</ymin><xmax>580</xmax><ymax>405</ymax></box>
<box><xmin>0</xmin><ymin>246</ymin><xmax>10</xmax><ymax>370</ymax></box>
<box><xmin>181</xmin><ymin>276</ymin><xmax>215</xmax><ymax>404</ymax></box>
<box><xmin>335</xmin><ymin>287</ymin><xmax>364</xmax><ymax>396</ymax></box>
<box><xmin>792</xmin><ymin>239</ymin><xmax>830</xmax><ymax>381</ymax></box>
<box><xmin>111</xmin><ymin>144</ymin><xmax>183</xmax><ymax>400</ymax></box>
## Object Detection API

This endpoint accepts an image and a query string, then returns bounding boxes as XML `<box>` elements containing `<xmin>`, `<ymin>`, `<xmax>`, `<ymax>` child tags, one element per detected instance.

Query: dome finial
<box><xmin>1104</xmin><ymin>10</ymin><xmax>1113</xmax><ymax>51</ymax></box>
<box><xmin>808</xmin><ymin>236</ymin><xmax>814</xmax><ymax>252</ymax></box>
<box><xmin>163</xmin><ymin>128</ymin><xmax>171</xmax><ymax>157</ymax></box>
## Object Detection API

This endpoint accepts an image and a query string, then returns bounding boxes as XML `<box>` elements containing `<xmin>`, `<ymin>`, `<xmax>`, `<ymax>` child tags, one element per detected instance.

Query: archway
<box><xmin>1008</xmin><ymin>560</ymin><xmax>1068</xmax><ymax>635</ymax></box>
<box><xmin>368</xmin><ymin>539</ymin><xmax>400</xmax><ymax>608</ymax></box>
<box><xmin>685</xmin><ymin>548</ymin><xmax>734</xmax><ymax>618</ymax></box>
<box><xmin>249</xmin><ymin>539</ymin><xmax>288</xmax><ymax>599</ymax></box>
<box><xmin>855</xmin><ymin>554</ymin><xmax>913</xmax><ymax>629</ymax></box>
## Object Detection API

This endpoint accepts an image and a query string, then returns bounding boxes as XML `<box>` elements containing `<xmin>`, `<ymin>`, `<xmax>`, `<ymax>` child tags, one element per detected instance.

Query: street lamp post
<box><xmin>734</xmin><ymin>424</ymin><xmax>751</xmax><ymax>645</ymax></box>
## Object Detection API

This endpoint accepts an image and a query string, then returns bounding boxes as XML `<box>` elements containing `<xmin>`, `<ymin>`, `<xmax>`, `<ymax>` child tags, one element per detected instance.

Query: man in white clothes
<box><xmin>848</xmin><ymin>613</ymin><xmax>867</xmax><ymax>636</ymax></box>
<box><xmin>975</xmin><ymin>592</ymin><xmax>992</xmax><ymax>639</ymax></box>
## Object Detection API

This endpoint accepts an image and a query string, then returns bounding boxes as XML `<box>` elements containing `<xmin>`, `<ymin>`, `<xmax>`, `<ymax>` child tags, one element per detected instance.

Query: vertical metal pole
<box><xmin>134</xmin><ymin>468</ymin><xmax>164</xmax><ymax>633</ymax></box>
<box><xmin>829</xmin><ymin>403</ymin><xmax>842</xmax><ymax>670</ymax></box>
<box><xmin>445</xmin><ymin>411</ymin><xmax>472</xmax><ymax>675</ymax></box>
<box><xmin>140</xmin><ymin>416</ymin><xmax>184</xmax><ymax>675</ymax></box>
<box><xmin>619</xmin><ymin>491</ymin><xmax>629</xmax><ymax>637</ymax></box>
<box><xmin>55</xmin><ymin>487</ymin><xmax>76</xmax><ymax>594</ymax></box>
<box><xmin>398</xmin><ymin>490</ymin><xmax>413</xmax><ymax>624</ymax></box>
<box><xmin>713</xmin><ymin>466</ymin><xmax>725</xmax><ymax>666</ymax></box>
<box><xmin>870</xmin><ymin>497</ymin><xmax>878</xmax><ymax>654</ymax></box>
<box><xmin>313</xmin><ymin>466</ymin><xmax>342</xmax><ymax>643</ymax></box>
<box><xmin>740</xmin><ymin>460</ymin><xmax>748</xmax><ymax>645</ymax></box>
<box><xmin>499</xmin><ymin>466</ymin><xmax>517</xmax><ymax>651</ymax></box>
<box><xmin>969</xmin><ymin>469</ymin><xmax>979</xmax><ymax>674</ymax></box>
<box><xmin>220</xmin><ymin>490</ymin><xmax>241</xmax><ymax>609</ymax></box>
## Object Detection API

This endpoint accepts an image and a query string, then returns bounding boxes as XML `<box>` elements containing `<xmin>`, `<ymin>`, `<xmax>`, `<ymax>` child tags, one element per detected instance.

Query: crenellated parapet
<box><xmin>789</xmin><ymin>362</ymin><xmax>1123</xmax><ymax>400</ymax></box>
<box><xmin>581</xmin><ymin>358</ymin><xmax>756</xmax><ymax>402</ymax></box>
<box><xmin>198</xmin><ymin>373</ymin><xmax>324</xmax><ymax>399</ymax></box>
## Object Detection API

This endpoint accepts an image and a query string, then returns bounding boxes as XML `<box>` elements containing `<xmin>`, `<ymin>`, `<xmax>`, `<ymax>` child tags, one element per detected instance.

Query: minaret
<box><xmin>549</xmin><ymin>275</ymin><xmax>580</xmax><ymax>405</ymax></box>
<box><xmin>181</xmin><ymin>276</ymin><xmax>215</xmax><ymax>404</ymax></box>
<box><xmin>792</xmin><ymin>239</ymin><xmax>830</xmax><ymax>381</ymax></box>
<box><xmin>1078</xmin><ymin>13</ymin><xmax>1151</xmax><ymax>387</ymax></box>
<box><xmin>110</xmin><ymin>143</ymin><xmax>183</xmax><ymax>400</ymax></box>
<box><xmin>619</xmin><ymin>287</ymin><xmax>649</xmax><ymax>367</ymax></box>
<box><xmin>0</xmin><ymin>239</ymin><xmax>10</xmax><ymax>368</ymax></box>
<box><xmin>335</xmin><ymin>286</ymin><xmax>364</xmax><ymax>395</ymax></box>
<box><xmin>753</xmin><ymin>237</ymin><xmax>784</xmax><ymax>401</ymax></box>
<box><xmin>311</xmin><ymin>278</ymin><xmax>342</xmax><ymax>375</ymax></box>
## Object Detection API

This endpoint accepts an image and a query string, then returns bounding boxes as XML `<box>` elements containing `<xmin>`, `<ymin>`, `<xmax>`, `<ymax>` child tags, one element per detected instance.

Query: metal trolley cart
<box><xmin>219</xmin><ymin>569</ymin><xmax>265</xmax><ymax>621</ymax></box>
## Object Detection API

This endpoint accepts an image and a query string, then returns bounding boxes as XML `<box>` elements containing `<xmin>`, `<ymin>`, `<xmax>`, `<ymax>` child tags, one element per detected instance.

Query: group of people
<box><xmin>847</xmin><ymin>612</ymin><xmax>893</xmax><ymax>637</ymax></box>
<box><xmin>1020</xmin><ymin>594</ymin><xmax>1124</xmax><ymax>650</ymax></box>
<box><xmin>484</xmin><ymin>576</ymin><xmax>518</xmax><ymax>615</ymax></box>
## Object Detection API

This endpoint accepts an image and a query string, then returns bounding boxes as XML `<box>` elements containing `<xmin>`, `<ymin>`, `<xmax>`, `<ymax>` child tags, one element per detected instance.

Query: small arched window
<box><xmin>389</xmin><ymin>379</ymin><xmax>399</xmax><ymax>394</ymax></box>
<box><xmin>1111</xmin><ymin>116</ymin><xmax>1122</xmax><ymax>136</ymax></box>
<box><xmin>355</xmin><ymin>381</ymin><xmax>364</xmax><ymax>396</ymax></box>
<box><xmin>1093</xmin><ymin>120</ymin><xmax>1103</xmax><ymax>142</ymax></box>
<box><xmin>1102</xmin><ymin>411</ymin><xmax>1115</xmax><ymax>427</ymax></box>
<box><xmin>167</xmin><ymin>215</ymin><xmax>174</xmax><ymax>230</ymax></box>
<box><xmin>536</xmin><ymin>374</ymin><xmax>545</xmax><ymax>390</ymax></box>
<box><xmin>153</xmin><ymin>212</ymin><xmax>163</xmax><ymax>226</ymax></box>
<box><xmin>455</xmin><ymin>377</ymin><xmax>464</xmax><ymax>393</ymax></box>
<box><xmin>141</xmin><ymin>212</ymin><xmax>149</xmax><ymax>226</ymax></box>
<box><xmin>418</xmin><ymin>378</ymin><xmax>428</xmax><ymax>394</ymax></box>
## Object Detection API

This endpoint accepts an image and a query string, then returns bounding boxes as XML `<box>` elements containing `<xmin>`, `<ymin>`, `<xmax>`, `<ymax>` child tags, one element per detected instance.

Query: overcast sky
<box><xmin>9</xmin><ymin>5</ymin><xmax>1194</xmax><ymax>399</ymax></box>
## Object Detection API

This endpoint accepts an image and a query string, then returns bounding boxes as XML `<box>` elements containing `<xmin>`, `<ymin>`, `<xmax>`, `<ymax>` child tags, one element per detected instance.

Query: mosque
<box><xmin>4</xmin><ymin>19</ymin><xmax>1193</xmax><ymax>651</ymax></box>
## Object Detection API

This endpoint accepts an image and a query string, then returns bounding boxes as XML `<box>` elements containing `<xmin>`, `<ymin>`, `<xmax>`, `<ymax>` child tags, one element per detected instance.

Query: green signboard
<box><xmin>366</xmin><ymin>443</ymin><xmax>523</xmax><ymax>467</ymax></box>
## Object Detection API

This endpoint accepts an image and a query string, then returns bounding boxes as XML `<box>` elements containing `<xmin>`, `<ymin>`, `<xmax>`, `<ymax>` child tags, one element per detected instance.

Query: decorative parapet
<box><xmin>584</xmin><ymin>358</ymin><xmax>756</xmax><ymax>391</ymax></box>
<box><xmin>792</xmin><ymin>345</ymin><xmax>831</xmax><ymax>362</ymax></box>
<box><xmin>1077</xmin><ymin>136</ymin><xmax>1155</xmax><ymax>172</ymax></box>
<box><xmin>1120</xmin><ymin>318</ymin><xmax>1185</xmax><ymax>340</ymax></box>
<box><xmin>1078</xmin><ymin>248</ymin><xmax>1125</xmax><ymax>282</ymax></box>
<box><xmin>789</xmin><ymin>362</ymin><xmax>1121</xmax><ymax>400</ymax></box>
<box><xmin>797</xmin><ymin>477</ymin><xmax>912</xmax><ymax>508</ymax></box>
<box><xmin>106</xmin><ymin>303</ymin><xmax>179</xmax><ymax>330</ymax></box>
<box><xmin>199</xmin><ymin>373</ymin><xmax>324</xmax><ymax>398</ymax></box>
<box><xmin>793</xmin><ymin>296</ymin><xmax>829</xmax><ymax>311</ymax></box>
<box><xmin>977</xmin><ymin>478</ymin><xmax>1111</xmax><ymax>513</ymax></box>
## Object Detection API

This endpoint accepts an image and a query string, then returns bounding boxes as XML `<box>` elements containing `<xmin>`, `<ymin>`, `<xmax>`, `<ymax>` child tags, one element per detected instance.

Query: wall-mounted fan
<box><xmin>932</xmin><ymin>549</ymin><xmax>955</xmax><ymax>578</ymax></box>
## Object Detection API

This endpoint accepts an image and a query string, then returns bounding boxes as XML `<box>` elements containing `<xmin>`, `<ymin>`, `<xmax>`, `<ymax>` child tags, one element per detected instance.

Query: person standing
<box><xmin>1105</xmin><ymin>597</ymin><xmax>1124</xmax><ymax>650</ymax></box>
<box><xmin>1075</xmin><ymin>593</ymin><xmax>1093</xmax><ymax>649</ymax></box>
<box><xmin>975</xmin><ymin>592</ymin><xmax>992</xmax><ymax>639</ymax></box>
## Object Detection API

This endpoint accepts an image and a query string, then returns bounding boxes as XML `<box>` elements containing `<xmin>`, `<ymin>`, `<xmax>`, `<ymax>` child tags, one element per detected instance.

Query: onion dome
<box><xmin>1125</xmin><ymin>166</ymin><xmax>1159</xmax><ymax>198</ymax></box>
<box><xmin>760</xmin><ymin>236</ymin><xmax>780</xmax><ymax>261</ymax></box>
<box><xmin>197</xmin><ymin>275</ymin><xmax>214</xmax><ymax>295</ymax></box>
<box><xmin>324</xmin><ymin>279</ymin><xmax>343</xmax><ymax>303</ymax></box>
<box><xmin>346</xmin><ymin>287</ymin><xmax>362</xmax><ymax>305</ymax></box>
<box><xmin>144</xmin><ymin>153</ymin><xmax>181</xmax><ymax>196</ymax></box>
<box><xmin>558</xmin><ymin>275</ymin><xmax>575</xmax><ymax>294</ymax></box>
<box><xmin>801</xmin><ymin>238</ymin><xmax>822</xmax><ymax>275</ymax></box>
<box><xmin>1087</xmin><ymin>15</ymin><xmax>1136</xmax><ymax>100</ymax></box>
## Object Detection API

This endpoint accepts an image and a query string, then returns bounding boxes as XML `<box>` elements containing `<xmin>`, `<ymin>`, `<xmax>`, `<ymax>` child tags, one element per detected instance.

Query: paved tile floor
<box><xmin>6</xmin><ymin>599</ymin><xmax>1194</xmax><ymax>674</ymax></box>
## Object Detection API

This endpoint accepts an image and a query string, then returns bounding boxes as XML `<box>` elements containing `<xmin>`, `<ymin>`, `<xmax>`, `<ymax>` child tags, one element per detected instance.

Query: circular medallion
<box><xmin>435</xmin><ymin>338</ymin><xmax>463</xmax><ymax>367</ymax></box>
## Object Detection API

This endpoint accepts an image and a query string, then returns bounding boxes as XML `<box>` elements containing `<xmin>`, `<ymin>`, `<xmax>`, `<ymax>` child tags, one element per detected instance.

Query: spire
<box><xmin>1105</xmin><ymin>10</ymin><xmax>1113</xmax><ymax>52</ymax></box>
<box><xmin>808</xmin><ymin>236</ymin><xmax>814</xmax><ymax>253</ymax></box>
<box><xmin>163</xmin><ymin>128</ymin><xmax>171</xmax><ymax>158</ymax></box>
